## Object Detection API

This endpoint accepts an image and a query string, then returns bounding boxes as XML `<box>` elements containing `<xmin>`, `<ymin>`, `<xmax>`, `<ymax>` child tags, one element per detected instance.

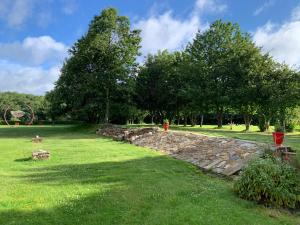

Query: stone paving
<box><xmin>97</xmin><ymin>126</ymin><xmax>266</xmax><ymax>176</ymax></box>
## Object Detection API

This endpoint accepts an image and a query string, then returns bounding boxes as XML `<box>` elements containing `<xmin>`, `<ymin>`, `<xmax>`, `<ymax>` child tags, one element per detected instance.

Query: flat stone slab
<box><xmin>97</xmin><ymin>126</ymin><xmax>265</xmax><ymax>176</ymax></box>
<box><xmin>132</xmin><ymin>131</ymin><xmax>264</xmax><ymax>176</ymax></box>
<box><xmin>32</xmin><ymin>137</ymin><xmax>43</xmax><ymax>143</ymax></box>
<box><xmin>32</xmin><ymin>150</ymin><xmax>50</xmax><ymax>160</ymax></box>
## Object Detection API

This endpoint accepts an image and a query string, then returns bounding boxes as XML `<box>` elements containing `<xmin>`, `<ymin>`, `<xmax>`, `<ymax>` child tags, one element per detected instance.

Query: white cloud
<box><xmin>253</xmin><ymin>0</ymin><xmax>274</xmax><ymax>16</ymax></box>
<box><xmin>37</xmin><ymin>11</ymin><xmax>53</xmax><ymax>28</ymax></box>
<box><xmin>292</xmin><ymin>4</ymin><xmax>300</xmax><ymax>20</ymax></box>
<box><xmin>0</xmin><ymin>36</ymin><xmax>68</xmax><ymax>66</ymax></box>
<box><xmin>0</xmin><ymin>60</ymin><xmax>61</xmax><ymax>95</ymax></box>
<box><xmin>253</xmin><ymin>5</ymin><xmax>300</xmax><ymax>68</ymax></box>
<box><xmin>0</xmin><ymin>0</ymin><xmax>35</xmax><ymax>28</ymax></box>
<box><xmin>0</xmin><ymin>0</ymin><xmax>76</xmax><ymax>28</ymax></box>
<box><xmin>134</xmin><ymin>12</ymin><xmax>204</xmax><ymax>55</ymax></box>
<box><xmin>195</xmin><ymin>0</ymin><xmax>227</xmax><ymax>13</ymax></box>
<box><xmin>134</xmin><ymin>0</ymin><xmax>227</xmax><ymax>56</ymax></box>
<box><xmin>0</xmin><ymin>36</ymin><xmax>67</xmax><ymax>94</ymax></box>
<box><xmin>61</xmin><ymin>0</ymin><xmax>78</xmax><ymax>15</ymax></box>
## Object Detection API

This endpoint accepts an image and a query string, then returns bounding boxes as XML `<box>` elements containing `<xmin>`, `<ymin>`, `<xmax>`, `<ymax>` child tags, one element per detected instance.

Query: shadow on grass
<box><xmin>14</xmin><ymin>157</ymin><xmax>32</xmax><ymax>162</ymax></box>
<box><xmin>2</xmin><ymin>156</ymin><xmax>298</xmax><ymax>225</ymax></box>
<box><xmin>0</xmin><ymin>125</ymin><xmax>99</xmax><ymax>139</ymax></box>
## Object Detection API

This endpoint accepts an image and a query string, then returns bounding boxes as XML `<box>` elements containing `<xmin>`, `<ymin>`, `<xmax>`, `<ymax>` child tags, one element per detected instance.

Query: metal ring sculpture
<box><xmin>3</xmin><ymin>105</ymin><xmax>35</xmax><ymax>126</ymax></box>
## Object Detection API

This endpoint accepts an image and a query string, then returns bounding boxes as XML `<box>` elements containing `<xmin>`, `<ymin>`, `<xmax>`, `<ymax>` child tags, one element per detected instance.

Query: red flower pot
<box><xmin>272</xmin><ymin>132</ymin><xmax>284</xmax><ymax>146</ymax></box>
<box><xmin>163</xmin><ymin>122</ymin><xmax>169</xmax><ymax>132</ymax></box>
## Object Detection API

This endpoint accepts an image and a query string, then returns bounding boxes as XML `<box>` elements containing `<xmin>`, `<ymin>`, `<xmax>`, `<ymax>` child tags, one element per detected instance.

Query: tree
<box><xmin>230</xmin><ymin>40</ymin><xmax>273</xmax><ymax>131</ymax></box>
<box><xmin>187</xmin><ymin>20</ymin><xmax>244</xmax><ymax>128</ymax></box>
<box><xmin>135</xmin><ymin>50</ymin><xmax>184</xmax><ymax>124</ymax></box>
<box><xmin>0</xmin><ymin>92</ymin><xmax>47</xmax><ymax>123</ymax></box>
<box><xmin>48</xmin><ymin>8</ymin><xmax>141</xmax><ymax>123</ymax></box>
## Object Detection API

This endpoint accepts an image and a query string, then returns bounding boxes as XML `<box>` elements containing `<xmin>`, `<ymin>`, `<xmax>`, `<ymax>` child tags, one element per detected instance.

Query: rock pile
<box><xmin>32</xmin><ymin>150</ymin><xmax>50</xmax><ymax>160</ymax></box>
<box><xmin>96</xmin><ymin>125</ymin><xmax>159</xmax><ymax>142</ymax></box>
<box><xmin>132</xmin><ymin>131</ymin><xmax>264</xmax><ymax>176</ymax></box>
<box><xmin>32</xmin><ymin>135</ymin><xmax>43</xmax><ymax>143</ymax></box>
<box><xmin>96</xmin><ymin>126</ymin><xmax>265</xmax><ymax>176</ymax></box>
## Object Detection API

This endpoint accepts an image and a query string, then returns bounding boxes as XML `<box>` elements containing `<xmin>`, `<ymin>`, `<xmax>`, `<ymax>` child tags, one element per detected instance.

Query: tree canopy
<box><xmin>47</xmin><ymin>8</ymin><xmax>141</xmax><ymax>123</ymax></box>
<box><xmin>11</xmin><ymin>8</ymin><xmax>299</xmax><ymax>130</ymax></box>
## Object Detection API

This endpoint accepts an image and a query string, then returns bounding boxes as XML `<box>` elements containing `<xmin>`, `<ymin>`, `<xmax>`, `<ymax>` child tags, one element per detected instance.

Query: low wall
<box><xmin>97</xmin><ymin>126</ymin><xmax>266</xmax><ymax>176</ymax></box>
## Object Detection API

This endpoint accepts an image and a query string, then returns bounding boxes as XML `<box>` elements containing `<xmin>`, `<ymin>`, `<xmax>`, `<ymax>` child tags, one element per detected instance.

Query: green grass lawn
<box><xmin>0</xmin><ymin>125</ymin><xmax>299</xmax><ymax>225</ymax></box>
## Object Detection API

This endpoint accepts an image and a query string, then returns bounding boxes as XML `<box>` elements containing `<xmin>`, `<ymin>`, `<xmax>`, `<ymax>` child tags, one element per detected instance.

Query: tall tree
<box><xmin>49</xmin><ymin>8</ymin><xmax>141</xmax><ymax>123</ymax></box>
<box><xmin>230</xmin><ymin>38</ymin><xmax>273</xmax><ymax>131</ymax></box>
<box><xmin>135</xmin><ymin>50</ymin><xmax>184</xmax><ymax>124</ymax></box>
<box><xmin>257</xmin><ymin>63</ymin><xmax>300</xmax><ymax>130</ymax></box>
<box><xmin>187</xmin><ymin>20</ymin><xmax>243</xmax><ymax>128</ymax></box>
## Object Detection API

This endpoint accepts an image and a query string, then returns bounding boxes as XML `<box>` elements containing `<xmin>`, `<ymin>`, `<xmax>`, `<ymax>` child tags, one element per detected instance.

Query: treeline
<box><xmin>0</xmin><ymin>92</ymin><xmax>48</xmax><ymax>123</ymax></box>
<box><xmin>44</xmin><ymin>8</ymin><xmax>300</xmax><ymax>131</ymax></box>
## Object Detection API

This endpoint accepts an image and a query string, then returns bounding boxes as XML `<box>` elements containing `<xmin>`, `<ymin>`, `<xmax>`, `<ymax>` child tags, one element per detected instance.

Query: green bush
<box><xmin>258</xmin><ymin>116</ymin><xmax>266</xmax><ymax>132</ymax></box>
<box><xmin>234</xmin><ymin>157</ymin><xmax>300</xmax><ymax>208</ymax></box>
<box><xmin>285</xmin><ymin>121</ymin><xmax>296</xmax><ymax>132</ymax></box>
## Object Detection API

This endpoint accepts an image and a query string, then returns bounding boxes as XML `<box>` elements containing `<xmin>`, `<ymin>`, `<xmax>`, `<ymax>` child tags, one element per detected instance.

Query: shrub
<box><xmin>285</xmin><ymin>121</ymin><xmax>296</xmax><ymax>133</ymax></box>
<box><xmin>163</xmin><ymin>119</ymin><xmax>169</xmax><ymax>124</ymax></box>
<box><xmin>274</xmin><ymin>121</ymin><xmax>284</xmax><ymax>132</ymax></box>
<box><xmin>258</xmin><ymin>116</ymin><xmax>266</xmax><ymax>132</ymax></box>
<box><xmin>234</xmin><ymin>157</ymin><xmax>300</xmax><ymax>208</ymax></box>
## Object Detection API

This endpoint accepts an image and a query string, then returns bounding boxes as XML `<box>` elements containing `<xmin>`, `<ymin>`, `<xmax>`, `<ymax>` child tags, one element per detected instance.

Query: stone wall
<box><xmin>96</xmin><ymin>125</ymin><xmax>159</xmax><ymax>142</ymax></box>
<box><xmin>96</xmin><ymin>126</ymin><xmax>265</xmax><ymax>176</ymax></box>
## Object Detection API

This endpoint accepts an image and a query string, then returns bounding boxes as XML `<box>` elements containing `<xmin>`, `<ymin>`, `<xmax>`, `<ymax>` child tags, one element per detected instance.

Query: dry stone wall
<box><xmin>96</xmin><ymin>126</ymin><xmax>265</xmax><ymax>176</ymax></box>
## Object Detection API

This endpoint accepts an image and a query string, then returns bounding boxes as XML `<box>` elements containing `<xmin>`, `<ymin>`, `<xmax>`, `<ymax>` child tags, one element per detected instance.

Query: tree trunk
<box><xmin>151</xmin><ymin>114</ymin><xmax>154</xmax><ymax>124</ymax></box>
<box><xmin>265</xmin><ymin>120</ymin><xmax>269</xmax><ymax>131</ymax></box>
<box><xmin>104</xmin><ymin>88</ymin><xmax>109</xmax><ymax>124</ymax></box>
<box><xmin>200</xmin><ymin>114</ymin><xmax>204</xmax><ymax>127</ymax></box>
<box><xmin>244</xmin><ymin>113</ymin><xmax>252</xmax><ymax>131</ymax></box>
<box><xmin>216</xmin><ymin>111</ymin><xmax>223</xmax><ymax>128</ymax></box>
<box><xmin>184</xmin><ymin>115</ymin><xmax>187</xmax><ymax>127</ymax></box>
<box><xmin>96</xmin><ymin>113</ymin><xmax>101</xmax><ymax>124</ymax></box>
<box><xmin>264</xmin><ymin>114</ymin><xmax>271</xmax><ymax>131</ymax></box>
<box><xmin>229</xmin><ymin>114</ymin><xmax>233</xmax><ymax>130</ymax></box>
<box><xmin>191</xmin><ymin>114</ymin><xmax>195</xmax><ymax>127</ymax></box>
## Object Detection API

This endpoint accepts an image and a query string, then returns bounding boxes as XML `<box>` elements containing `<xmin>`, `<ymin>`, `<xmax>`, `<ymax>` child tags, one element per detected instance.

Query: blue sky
<box><xmin>0</xmin><ymin>0</ymin><xmax>299</xmax><ymax>95</ymax></box>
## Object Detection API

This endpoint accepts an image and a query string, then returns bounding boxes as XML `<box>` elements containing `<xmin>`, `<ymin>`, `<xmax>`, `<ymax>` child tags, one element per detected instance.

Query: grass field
<box><xmin>0</xmin><ymin>125</ymin><xmax>299</xmax><ymax>225</ymax></box>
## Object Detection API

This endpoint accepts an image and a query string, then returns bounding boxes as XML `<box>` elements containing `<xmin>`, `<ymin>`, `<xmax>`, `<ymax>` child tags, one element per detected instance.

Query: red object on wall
<box><xmin>272</xmin><ymin>132</ymin><xmax>284</xmax><ymax>146</ymax></box>
<box><xmin>163</xmin><ymin>122</ymin><xmax>169</xmax><ymax>132</ymax></box>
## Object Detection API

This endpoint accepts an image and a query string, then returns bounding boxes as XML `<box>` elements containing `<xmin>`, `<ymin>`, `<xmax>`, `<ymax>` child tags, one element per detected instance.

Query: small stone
<box><xmin>223</xmin><ymin>162</ymin><xmax>244</xmax><ymax>176</ymax></box>
<box><xmin>32</xmin><ymin>136</ymin><xmax>43</xmax><ymax>143</ymax></box>
<box><xmin>216</xmin><ymin>161</ymin><xmax>227</xmax><ymax>168</ymax></box>
<box><xmin>204</xmin><ymin>159</ymin><xmax>223</xmax><ymax>170</ymax></box>
<box><xmin>32</xmin><ymin>150</ymin><xmax>50</xmax><ymax>160</ymax></box>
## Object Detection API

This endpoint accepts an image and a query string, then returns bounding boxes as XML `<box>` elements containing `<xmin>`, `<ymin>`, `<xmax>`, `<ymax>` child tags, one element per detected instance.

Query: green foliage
<box><xmin>279</xmin><ymin>107</ymin><xmax>300</xmax><ymax>132</ymax></box>
<box><xmin>274</xmin><ymin>121</ymin><xmax>284</xmax><ymax>132</ymax></box>
<box><xmin>258</xmin><ymin>115</ymin><xmax>267</xmax><ymax>132</ymax></box>
<box><xmin>28</xmin><ymin>15</ymin><xmax>300</xmax><ymax>127</ymax></box>
<box><xmin>48</xmin><ymin>8</ymin><xmax>141</xmax><ymax>123</ymax></box>
<box><xmin>187</xmin><ymin>20</ymin><xmax>244</xmax><ymax>128</ymax></box>
<box><xmin>234</xmin><ymin>157</ymin><xmax>300</xmax><ymax>208</ymax></box>
<box><xmin>0</xmin><ymin>92</ymin><xmax>48</xmax><ymax>122</ymax></box>
<box><xmin>259</xmin><ymin>65</ymin><xmax>300</xmax><ymax>131</ymax></box>
<box><xmin>285</xmin><ymin>122</ymin><xmax>296</xmax><ymax>133</ymax></box>
<box><xmin>135</xmin><ymin>50</ymin><xmax>185</xmax><ymax>123</ymax></box>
